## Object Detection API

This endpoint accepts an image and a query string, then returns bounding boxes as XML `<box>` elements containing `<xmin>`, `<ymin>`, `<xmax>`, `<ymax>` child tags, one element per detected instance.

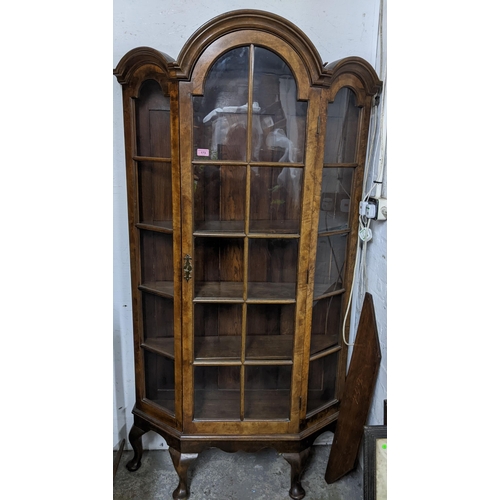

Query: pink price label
<box><xmin>197</xmin><ymin>148</ymin><xmax>210</xmax><ymax>157</ymax></box>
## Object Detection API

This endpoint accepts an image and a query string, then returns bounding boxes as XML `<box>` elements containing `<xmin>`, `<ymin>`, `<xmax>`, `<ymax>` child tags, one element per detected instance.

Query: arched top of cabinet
<box><xmin>114</xmin><ymin>46</ymin><xmax>174</xmax><ymax>85</ymax></box>
<box><xmin>170</xmin><ymin>9</ymin><xmax>332</xmax><ymax>87</ymax></box>
<box><xmin>113</xmin><ymin>11</ymin><xmax>382</xmax><ymax>99</ymax></box>
<box><xmin>325</xmin><ymin>57</ymin><xmax>382</xmax><ymax>99</ymax></box>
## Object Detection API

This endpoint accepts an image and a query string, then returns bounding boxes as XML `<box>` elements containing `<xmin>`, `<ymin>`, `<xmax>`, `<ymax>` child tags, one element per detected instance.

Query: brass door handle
<box><xmin>183</xmin><ymin>254</ymin><xmax>193</xmax><ymax>281</ymax></box>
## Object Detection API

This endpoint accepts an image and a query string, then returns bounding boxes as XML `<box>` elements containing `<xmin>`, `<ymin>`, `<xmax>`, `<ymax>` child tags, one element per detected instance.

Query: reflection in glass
<box><xmin>314</xmin><ymin>234</ymin><xmax>347</xmax><ymax>297</ymax></box>
<box><xmin>194</xmin><ymin>304</ymin><xmax>242</xmax><ymax>360</ymax></box>
<box><xmin>307</xmin><ymin>351</ymin><xmax>339</xmax><ymax>414</ymax></box>
<box><xmin>193</xmin><ymin>47</ymin><xmax>250</xmax><ymax>161</ymax></box>
<box><xmin>136</xmin><ymin>80</ymin><xmax>171</xmax><ymax>158</ymax></box>
<box><xmin>193</xmin><ymin>164</ymin><xmax>246</xmax><ymax>233</ymax></box>
<box><xmin>252</xmin><ymin>47</ymin><xmax>307</xmax><ymax>163</ymax></box>
<box><xmin>138</xmin><ymin>161</ymin><xmax>173</xmax><ymax>229</ymax></box>
<box><xmin>249</xmin><ymin>167</ymin><xmax>302</xmax><ymax>233</ymax></box>
<box><xmin>245</xmin><ymin>365</ymin><xmax>291</xmax><ymax>419</ymax></box>
<box><xmin>194</xmin><ymin>366</ymin><xmax>240</xmax><ymax>420</ymax></box>
<box><xmin>324</xmin><ymin>88</ymin><xmax>359</xmax><ymax>164</ymax></box>
<box><xmin>144</xmin><ymin>351</ymin><xmax>175</xmax><ymax>414</ymax></box>
<box><xmin>317</xmin><ymin>168</ymin><xmax>353</xmax><ymax>232</ymax></box>
<box><xmin>246</xmin><ymin>304</ymin><xmax>295</xmax><ymax>360</ymax></box>
<box><xmin>248</xmin><ymin>239</ymin><xmax>298</xmax><ymax>300</ymax></box>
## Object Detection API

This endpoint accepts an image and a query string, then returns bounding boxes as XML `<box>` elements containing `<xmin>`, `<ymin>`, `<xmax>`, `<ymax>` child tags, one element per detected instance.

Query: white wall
<box><xmin>113</xmin><ymin>0</ymin><xmax>386</xmax><ymax>450</ymax></box>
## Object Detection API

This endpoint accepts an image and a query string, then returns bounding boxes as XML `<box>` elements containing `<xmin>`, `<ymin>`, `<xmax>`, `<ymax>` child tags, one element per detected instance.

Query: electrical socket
<box><xmin>369</xmin><ymin>197</ymin><xmax>387</xmax><ymax>221</ymax></box>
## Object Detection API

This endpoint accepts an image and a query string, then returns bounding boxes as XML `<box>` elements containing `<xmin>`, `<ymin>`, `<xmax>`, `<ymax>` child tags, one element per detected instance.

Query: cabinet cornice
<box><xmin>169</xmin><ymin>9</ymin><xmax>332</xmax><ymax>86</ymax></box>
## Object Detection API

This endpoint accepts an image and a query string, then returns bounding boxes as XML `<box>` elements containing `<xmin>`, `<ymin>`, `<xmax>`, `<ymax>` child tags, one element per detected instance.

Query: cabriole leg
<box><xmin>126</xmin><ymin>424</ymin><xmax>147</xmax><ymax>472</ymax></box>
<box><xmin>168</xmin><ymin>448</ymin><xmax>198</xmax><ymax>500</ymax></box>
<box><xmin>283</xmin><ymin>447</ymin><xmax>311</xmax><ymax>500</ymax></box>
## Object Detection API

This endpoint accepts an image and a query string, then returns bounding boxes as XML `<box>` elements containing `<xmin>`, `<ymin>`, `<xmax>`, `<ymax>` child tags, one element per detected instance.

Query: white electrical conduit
<box><xmin>341</xmin><ymin>0</ymin><xmax>386</xmax><ymax>346</ymax></box>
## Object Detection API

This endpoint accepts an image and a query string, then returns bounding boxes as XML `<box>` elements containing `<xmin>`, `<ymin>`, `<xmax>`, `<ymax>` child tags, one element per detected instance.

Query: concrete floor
<box><xmin>113</xmin><ymin>445</ymin><xmax>363</xmax><ymax>500</ymax></box>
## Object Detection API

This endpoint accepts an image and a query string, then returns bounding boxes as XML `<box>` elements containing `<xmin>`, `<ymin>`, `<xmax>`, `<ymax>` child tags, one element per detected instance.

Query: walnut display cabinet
<box><xmin>114</xmin><ymin>10</ymin><xmax>382</xmax><ymax>500</ymax></box>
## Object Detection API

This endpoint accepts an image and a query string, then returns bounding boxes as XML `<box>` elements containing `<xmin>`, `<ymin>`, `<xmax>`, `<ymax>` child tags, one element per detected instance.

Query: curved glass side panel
<box><xmin>136</xmin><ymin>80</ymin><xmax>171</xmax><ymax>158</ymax></box>
<box><xmin>310</xmin><ymin>295</ymin><xmax>342</xmax><ymax>356</ymax></box>
<box><xmin>193</xmin><ymin>47</ymin><xmax>250</xmax><ymax>162</ymax></box>
<box><xmin>324</xmin><ymin>88</ymin><xmax>359</xmax><ymax>164</ymax></box>
<box><xmin>314</xmin><ymin>234</ymin><xmax>347</xmax><ymax>298</ymax></box>
<box><xmin>307</xmin><ymin>351</ymin><xmax>339</xmax><ymax>414</ymax></box>
<box><xmin>144</xmin><ymin>351</ymin><xmax>175</xmax><ymax>414</ymax></box>
<box><xmin>317</xmin><ymin>168</ymin><xmax>353</xmax><ymax>233</ymax></box>
<box><xmin>138</xmin><ymin>161</ymin><xmax>173</xmax><ymax>230</ymax></box>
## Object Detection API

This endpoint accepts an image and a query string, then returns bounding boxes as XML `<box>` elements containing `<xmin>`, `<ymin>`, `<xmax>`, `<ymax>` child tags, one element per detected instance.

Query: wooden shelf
<box><xmin>249</xmin><ymin>220</ymin><xmax>300</xmax><ymax>235</ymax></box>
<box><xmin>194</xmin><ymin>282</ymin><xmax>244</xmax><ymax>302</ymax></box>
<box><xmin>313</xmin><ymin>284</ymin><xmax>344</xmax><ymax>301</ymax></box>
<box><xmin>244</xmin><ymin>390</ymin><xmax>290</xmax><ymax>420</ymax></box>
<box><xmin>193</xmin><ymin>282</ymin><xmax>296</xmax><ymax>303</ymax></box>
<box><xmin>310</xmin><ymin>335</ymin><xmax>337</xmax><ymax>356</ymax></box>
<box><xmin>248</xmin><ymin>282</ymin><xmax>296</xmax><ymax>302</ymax></box>
<box><xmin>317</xmin><ymin>227</ymin><xmax>350</xmax><ymax>237</ymax></box>
<box><xmin>140</xmin><ymin>281</ymin><xmax>175</xmax><ymax>299</ymax></box>
<box><xmin>146</xmin><ymin>392</ymin><xmax>175</xmax><ymax>414</ymax></box>
<box><xmin>194</xmin><ymin>335</ymin><xmax>294</xmax><ymax>361</ymax></box>
<box><xmin>195</xmin><ymin>336</ymin><xmax>240</xmax><ymax>360</ymax></box>
<box><xmin>137</xmin><ymin>221</ymin><xmax>173</xmax><ymax>233</ymax></box>
<box><xmin>142</xmin><ymin>338</ymin><xmax>175</xmax><ymax>359</ymax></box>
<box><xmin>194</xmin><ymin>389</ymin><xmax>240</xmax><ymax>420</ymax></box>
<box><xmin>194</xmin><ymin>389</ymin><xmax>290</xmax><ymax>420</ymax></box>
<box><xmin>306</xmin><ymin>391</ymin><xmax>338</xmax><ymax>414</ymax></box>
<box><xmin>246</xmin><ymin>335</ymin><xmax>293</xmax><ymax>360</ymax></box>
<box><xmin>193</xmin><ymin>219</ymin><xmax>300</xmax><ymax>237</ymax></box>
<box><xmin>194</xmin><ymin>220</ymin><xmax>245</xmax><ymax>237</ymax></box>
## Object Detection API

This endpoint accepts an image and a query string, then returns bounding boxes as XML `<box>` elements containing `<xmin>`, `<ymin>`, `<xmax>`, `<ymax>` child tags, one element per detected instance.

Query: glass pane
<box><xmin>144</xmin><ymin>351</ymin><xmax>175</xmax><ymax>414</ymax></box>
<box><xmin>244</xmin><ymin>365</ymin><xmax>291</xmax><ymax>419</ymax></box>
<box><xmin>194</xmin><ymin>366</ymin><xmax>240</xmax><ymax>420</ymax></box>
<box><xmin>249</xmin><ymin>167</ymin><xmax>302</xmax><ymax>234</ymax></box>
<box><xmin>136</xmin><ymin>80</ymin><xmax>171</xmax><ymax>158</ymax></box>
<box><xmin>310</xmin><ymin>295</ymin><xmax>342</xmax><ymax>355</ymax></box>
<box><xmin>246</xmin><ymin>304</ymin><xmax>294</xmax><ymax>360</ymax></box>
<box><xmin>248</xmin><ymin>239</ymin><xmax>298</xmax><ymax>300</ymax></box>
<box><xmin>194</xmin><ymin>238</ymin><xmax>244</xmax><ymax>300</ymax></box>
<box><xmin>307</xmin><ymin>351</ymin><xmax>339</xmax><ymax>413</ymax></box>
<box><xmin>194</xmin><ymin>304</ymin><xmax>242</xmax><ymax>360</ymax></box>
<box><xmin>314</xmin><ymin>234</ymin><xmax>347</xmax><ymax>297</ymax></box>
<box><xmin>140</xmin><ymin>232</ymin><xmax>173</xmax><ymax>284</ymax></box>
<box><xmin>193</xmin><ymin>164</ymin><xmax>246</xmax><ymax>233</ymax></box>
<box><xmin>252</xmin><ymin>47</ymin><xmax>307</xmax><ymax>162</ymax></box>
<box><xmin>318</xmin><ymin>168</ymin><xmax>353</xmax><ymax>232</ymax></box>
<box><xmin>193</xmin><ymin>47</ymin><xmax>250</xmax><ymax>162</ymax></box>
<box><xmin>324</xmin><ymin>88</ymin><xmax>359</xmax><ymax>164</ymax></box>
<box><xmin>138</xmin><ymin>161</ymin><xmax>173</xmax><ymax>229</ymax></box>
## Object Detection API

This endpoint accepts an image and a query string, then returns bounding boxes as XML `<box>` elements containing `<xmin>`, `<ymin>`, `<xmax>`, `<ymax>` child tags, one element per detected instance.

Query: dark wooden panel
<box><xmin>324</xmin><ymin>293</ymin><xmax>381</xmax><ymax>483</ymax></box>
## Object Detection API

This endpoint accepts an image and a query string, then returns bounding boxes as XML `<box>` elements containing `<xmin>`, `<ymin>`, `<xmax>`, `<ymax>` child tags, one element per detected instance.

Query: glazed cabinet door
<box><xmin>179</xmin><ymin>43</ymin><xmax>311</xmax><ymax>433</ymax></box>
<box><xmin>304</xmin><ymin>82</ymin><xmax>372</xmax><ymax>421</ymax></box>
<box><xmin>123</xmin><ymin>72</ymin><xmax>182</xmax><ymax>427</ymax></box>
